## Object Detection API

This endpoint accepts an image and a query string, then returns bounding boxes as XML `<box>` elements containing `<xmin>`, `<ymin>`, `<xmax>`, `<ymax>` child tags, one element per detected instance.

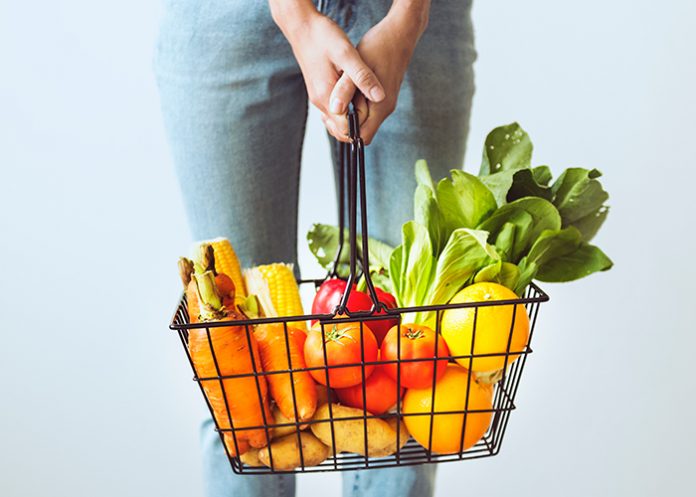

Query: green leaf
<box><xmin>414</xmin><ymin>184</ymin><xmax>448</xmax><ymax>255</ymax></box>
<box><xmin>492</xmin><ymin>221</ymin><xmax>520</xmax><ymax>261</ymax></box>
<box><xmin>477</xmin><ymin>197</ymin><xmax>562</xmax><ymax>263</ymax></box>
<box><xmin>537</xmin><ymin>245</ymin><xmax>613</xmax><ymax>283</ymax></box>
<box><xmin>480</xmin><ymin>122</ymin><xmax>533</xmax><ymax>175</ymax></box>
<box><xmin>436</xmin><ymin>170</ymin><xmax>497</xmax><ymax>230</ymax></box>
<box><xmin>571</xmin><ymin>206</ymin><xmax>610</xmax><ymax>242</ymax></box>
<box><xmin>516</xmin><ymin>227</ymin><xmax>613</xmax><ymax>291</ymax></box>
<box><xmin>551</xmin><ymin>168</ymin><xmax>609</xmax><ymax>241</ymax></box>
<box><xmin>415</xmin><ymin>228</ymin><xmax>498</xmax><ymax>325</ymax></box>
<box><xmin>389</xmin><ymin>244</ymin><xmax>404</xmax><ymax>304</ymax></box>
<box><xmin>506</xmin><ymin>168</ymin><xmax>553</xmax><ymax>202</ymax></box>
<box><xmin>480</xmin><ymin>166</ymin><xmax>553</xmax><ymax>207</ymax></box>
<box><xmin>389</xmin><ymin>221</ymin><xmax>436</xmax><ymax>310</ymax></box>
<box><xmin>307</xmin><ymin>223</ymin><xmax>394</xmax><ymax>279</ymax></box>
<box><xmin>532</xmin><ymin>165</ymin><xmax>553</xmax><ymax>186</ymax></box>
<box><xmin>413</xmin><ymin>160</ymin><xmax>449</xmax><ymax>255</ymax></box>
<box><xmin>307</xmin><ymin>223</ymin><xmax>342</xmax><ymax>269</ymax></box>
<box><xmin>415</xmin><ymin>159</ymin><xmax>435</xmax><ymax>190</ymax></box>
<box><xmin>474</xmin><ymin>261</ymin><xmax>521</xmax><ymax>292</ymax></box>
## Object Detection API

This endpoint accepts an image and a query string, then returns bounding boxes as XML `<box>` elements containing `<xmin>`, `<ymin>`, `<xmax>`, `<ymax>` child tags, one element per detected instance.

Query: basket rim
<box><xmin>169</xmin><ymin>281</ymin><xmax>549</xmax><ymax>330</ymax></box>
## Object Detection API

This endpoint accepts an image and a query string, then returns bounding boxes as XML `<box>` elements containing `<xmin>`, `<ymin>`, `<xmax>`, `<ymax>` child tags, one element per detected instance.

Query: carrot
<box><xmin>179</xmin><ymin>262</ymin><xmax>273</xmax><ymax>452</ymax></box>
<box><xmin>254</xmin><ymin>323</ymin><xmax>318</xmax><ymax>423</ymax></box>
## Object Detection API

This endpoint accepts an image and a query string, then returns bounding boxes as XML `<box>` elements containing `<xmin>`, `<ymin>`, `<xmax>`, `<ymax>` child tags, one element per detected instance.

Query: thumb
<box><xmin>335</xmin><ymin>46</ymin><xmax>385</xmax><ymax>103</ymax></box>
<box><xmin>328</xmin><ymin>72</ymin><xmax>356</xmax><ymax>115</ymax></box>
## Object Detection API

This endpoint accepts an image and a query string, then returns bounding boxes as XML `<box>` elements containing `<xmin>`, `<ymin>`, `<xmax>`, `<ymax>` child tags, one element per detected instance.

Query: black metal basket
<box><xmin>169</xmin><ymin>111</ymin><xmax>549</xmax><ymax>474</ymax></box>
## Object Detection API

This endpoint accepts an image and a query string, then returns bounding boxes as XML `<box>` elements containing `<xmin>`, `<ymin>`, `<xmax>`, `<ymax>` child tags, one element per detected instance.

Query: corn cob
<box><xmin>244</xmin><ymin>263</ymin><xmax>307</xmax><ymax>331</ymax></box>
<box><xmin>197</xmin><ymin>238</ymin><xmax>246</xmax><ymax>309</ymax></box>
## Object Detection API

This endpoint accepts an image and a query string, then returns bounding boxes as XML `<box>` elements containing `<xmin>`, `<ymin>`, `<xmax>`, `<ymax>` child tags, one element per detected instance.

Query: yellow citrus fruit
<box><xmin>403</xmin><ymin>364</ymin><xmax>493</xmax><ymax>454</ymax></box>
<box><xmin>440</xmin><ymin>282</ymin><xmax>530</xmax><ymax>373</ymax></box>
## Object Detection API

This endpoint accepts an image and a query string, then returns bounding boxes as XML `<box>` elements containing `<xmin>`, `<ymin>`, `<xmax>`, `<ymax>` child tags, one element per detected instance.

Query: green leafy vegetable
<box><xmin>307</xmin><ymin>223</ymin><xmax>394</xmax><ymax>289</ymax></box>
<box><xmin>551</xmin><ymin>168</ymin><xmax>609</xmax><ymax>241</ymax></box>
<box><xmin>474</xmin><ymin>261</ymin><xmax>521</xmax><ymax>291</ymax></box>
<box><xmin>390</xmin><ymin>224</ymin><xmax>499</xmax><ymax>325</ymax></box>
<box><xmin>414</xmin><ymin>160</ymin><xmax>448</xmax><ymax>255</ymax></box>
<box><xmin>436</xmin><ymin>170</ymin><xmax>497</xmax><ymax>232</ymax></box>
<box><xmin>480</xmin><ymin>122</ymin><xmax>533</xmax><ymax>175</ymax></box>
<box><xmin>389</xmin><ymin>221</ymin><xmax>436</xmax><ymax>310</ymax></box>
<box><xmin>480</xmin><ymin>166</ymin><xmax>553</xmax><ymax>206</ymax></box>
<box><xmin>477</xmin><ymin>197</ymin><xmax>562</xmax><ymax>263</ymax></box>
<box><xmin>307</xmin><ymin>121</ymin><xmax>613</xmax><ymax>316</ymax></box>
<box><xmin>516</xmin><ymin>227</ymin><xmax>613</xmax><ymax>292</ymax></box>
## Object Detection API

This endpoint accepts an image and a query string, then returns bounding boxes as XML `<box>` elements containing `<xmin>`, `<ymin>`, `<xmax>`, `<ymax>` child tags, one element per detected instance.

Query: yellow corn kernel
<box><xmin>202</xmin><ymin>238</ymin><xmax>246</xmax><ymax>306</ymax></box>
<box><xmin>244</xmin><ymin>263</ymin><xmax>306</xmax><ymax>330</ymax></box>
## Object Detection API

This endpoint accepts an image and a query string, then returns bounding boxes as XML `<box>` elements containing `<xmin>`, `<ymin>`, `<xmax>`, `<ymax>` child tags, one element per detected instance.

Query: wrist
<box><xmin>269</xmin><ymin>0</ymin><xmax>320</xmax><ymax>41</ymax></box>
<box><xmin>387</xmin><ymin>0</ymin><xmax>431</xmax><ymax>39</ymax></box>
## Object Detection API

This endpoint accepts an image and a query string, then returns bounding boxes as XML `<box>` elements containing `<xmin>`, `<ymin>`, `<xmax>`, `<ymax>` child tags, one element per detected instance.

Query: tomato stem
<box><xmin>403</xmin><ymin>327</ymin><xmax>426</xmax><ymax>340</ymax></box>
<box><xmin>324</xmin><ymin>324</ymin><xmax>357</xmax><ymax>345</ymax></box>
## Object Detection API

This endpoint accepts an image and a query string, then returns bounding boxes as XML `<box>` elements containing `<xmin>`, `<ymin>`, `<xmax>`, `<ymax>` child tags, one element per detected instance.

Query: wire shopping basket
<box><xmin>169</xmin><ymin>111</ymin><xmax>549</xmax><ymax>474</ymax></box>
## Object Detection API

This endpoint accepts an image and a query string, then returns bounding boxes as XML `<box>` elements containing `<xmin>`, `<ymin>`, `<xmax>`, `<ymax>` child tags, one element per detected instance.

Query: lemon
<box><xmin>440</xmin><ymin>282</ymin><xmax>530</xmax><ymax>373</ymax></box>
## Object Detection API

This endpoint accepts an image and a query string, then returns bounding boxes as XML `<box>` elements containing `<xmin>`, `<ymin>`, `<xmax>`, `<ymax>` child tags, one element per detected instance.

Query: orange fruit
<box><xmin>403</xmin><ymin>364</ymin><xmax>493</xmax><ymax>454</ymax></box>
<box><xmin>440</xmin><ymin>282</ymin><xmax>530</xmax><ymax>372</ymax></box>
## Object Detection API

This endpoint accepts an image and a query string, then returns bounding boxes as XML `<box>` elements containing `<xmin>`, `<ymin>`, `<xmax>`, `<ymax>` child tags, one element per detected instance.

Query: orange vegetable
<box><xmin>254</xmin><ymin>323</ymin><xmax>317</xmax><ymax>422</ymax></box>
<box><xmin>179</xmin><ymin>262</ymin><xmax>272</xmax><ymax>453</ymax></box>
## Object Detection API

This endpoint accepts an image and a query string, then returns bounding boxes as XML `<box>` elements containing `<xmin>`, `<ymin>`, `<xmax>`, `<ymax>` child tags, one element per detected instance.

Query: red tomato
<box><xmin>380</xmin><ymin>324</ymin><xmax>450</xmax><ymax>389</ymax></box>
<box><xmin>304</xmin><ymin>321</ymin><xmax>378</xmax><ymax>388</ymax></box>
<box><xmin>311</xmin><ymin>278</ymin><xmax>398</xmax><ymax>345</ymax></box>
<box><xmin>311</xmin><ymin>278</ymin><xmax>372</xmax><ymax>316</ymax></box>
<box><xmin>335</xmin><ymin>363</ymin><xmax>404</xmax><ymax>415</ymax></box>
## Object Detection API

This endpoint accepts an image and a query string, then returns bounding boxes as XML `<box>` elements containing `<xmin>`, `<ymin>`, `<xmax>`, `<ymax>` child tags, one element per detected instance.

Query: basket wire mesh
<box><xmin>169</xmin><ymin>110</ymin><xmax>549</xmax><ymax>474</ymax></box>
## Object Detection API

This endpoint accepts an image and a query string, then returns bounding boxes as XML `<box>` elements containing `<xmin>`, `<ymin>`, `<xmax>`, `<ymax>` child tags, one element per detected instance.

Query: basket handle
<box><xmin>329</xmin><ymin>109</ymin><xmax>388</xmax><ymax>316</ymax></box>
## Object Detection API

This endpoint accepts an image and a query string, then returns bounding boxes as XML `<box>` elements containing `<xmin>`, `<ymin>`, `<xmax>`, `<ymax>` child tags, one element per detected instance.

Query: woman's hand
<box><xmin>326</xmin><ymin>1</ymin><xmax>430</xmax><ymax>144</ymax></box>
<box><xmin>269</xmin><ymin>0</ymin><xmax>386</xmax><ymax>142</ymax></box>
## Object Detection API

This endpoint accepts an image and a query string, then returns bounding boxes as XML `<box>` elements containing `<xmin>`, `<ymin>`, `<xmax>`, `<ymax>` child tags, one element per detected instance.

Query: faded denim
<box><xmin>155</xmin><ymin>0</ymin><xmax>475</xmax><ymax>495</ymax></box>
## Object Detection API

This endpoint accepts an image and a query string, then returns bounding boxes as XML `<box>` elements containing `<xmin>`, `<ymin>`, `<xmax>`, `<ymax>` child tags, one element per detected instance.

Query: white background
<box><xmin>1</xmin><ymin>1</ymin><xmax>695</xmax><ymax>496</ymax></box>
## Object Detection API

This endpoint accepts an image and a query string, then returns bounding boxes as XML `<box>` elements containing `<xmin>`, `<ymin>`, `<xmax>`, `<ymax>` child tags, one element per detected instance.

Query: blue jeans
<box><xmin>155</xmin><ymin>0</ymin><xmax>475</xmax><ymax>495</ymax></box>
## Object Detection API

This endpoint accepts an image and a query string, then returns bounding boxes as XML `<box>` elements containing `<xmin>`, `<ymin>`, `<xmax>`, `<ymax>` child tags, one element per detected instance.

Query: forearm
<box><xmin>388</xmin><ymin>0</ymin><xmax>431</xmax><ymax>38</ymax></box>
<box><xmin>268</xmin><ymin>0</ymin><xmax>320</xmax><ymax>41</ymax></box>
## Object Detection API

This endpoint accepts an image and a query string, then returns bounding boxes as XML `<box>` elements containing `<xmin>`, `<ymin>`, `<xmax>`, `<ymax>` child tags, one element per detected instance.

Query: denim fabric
<box><xmin>155</xmin><ymin>0</ymin><xmax>475</xmax><ymax>495</ymax></box>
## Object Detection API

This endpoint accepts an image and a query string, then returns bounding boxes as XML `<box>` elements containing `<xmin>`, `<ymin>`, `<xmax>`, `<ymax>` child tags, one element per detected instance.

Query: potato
<box><xmin>369</xmin><ymin>417</ymin><xmax>410</xmax><ymax>458</ymax></box>
<box><xmin>258</xmin><ymin>432</ymin><xmax>330</xmax><ymax>470</ymax></box>
<box><xmin>271</xmin><ymin>405</ymin><xmax>307</xmax><ymax>439</ymax></box>
<box><xmin>310</xmin><ymin>403</ymin><xmax>410</xmax><ymax>457</ymax></box>
<box><xmin>239</xmin><ymin>448</ymin><xmax>263</xmax><ymax>467</ymax></box>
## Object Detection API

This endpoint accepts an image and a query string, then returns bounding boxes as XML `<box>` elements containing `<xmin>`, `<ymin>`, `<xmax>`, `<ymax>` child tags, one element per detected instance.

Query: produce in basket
<box><xmin>403</xmin><ymin>364</ymin><xmax>493</xmax><ymax>454</ymax></box>
<box><xmin>254</xmin><ymin>323</ymin><xmax>318</xmax><ymax>422</ymax></box>
<box><xmin>304</xmin><ymin>320</ymin><xmax>378</xmax><ymax>388</ymax></box>
<box><xmin>239</xmin><ymin>448</ymin><xmax>264</xmax><ymax>467</ymax></box>
<box><xmin>441</xmin><ymin>282</ymin><xmax>530</xmax><ymax>372</ymax></box>
<box><xmin>200</xmin><ymin>237</ymin><xmax>247</xmax><ymax>309</ymax></box>
<box><xmin>335</xmin><ymin>357</ymin><xmax>404</xmax><ymax>415</ymax></box>
<box><xmin>270</xmin><ymin>405</ymin><xmax>307</xmax><ymax>439</ymax></box>
<box><xmin>179</xmin><ymin>260</ymin><xmax>272</xmax><ymax>453</ymax></box>
<box><xmin>244</xmin><ymin>263</ymin><xmax>307</xmax><ymax>331</ymax></box>
<box><xmin>269</xmin><ymin>383</ymin><xmax>334</xmax><ymax>439</ymax></box>
<box><xmin>311</xmin><ymin>278</ymin><xmax>398</xmax><ymax>343</ymax></box>
<box><xmin>258</xmin><ymin>432</ymin><xmax>331</xmax><ymax>470</ymax></box>
<box><xmin>310</xmin><ymin>403</ymin><xmax>410</xmax><ymax>457</ymax></box>
<box><xmin>380</xmin><ymin>324</ymin><xmax>450</xmax><ymax>388</ymax></box>
<box><xmin>307</xmin><ymin>123</ymin><xmax>613</xmax><ymax>323</ymax></box>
